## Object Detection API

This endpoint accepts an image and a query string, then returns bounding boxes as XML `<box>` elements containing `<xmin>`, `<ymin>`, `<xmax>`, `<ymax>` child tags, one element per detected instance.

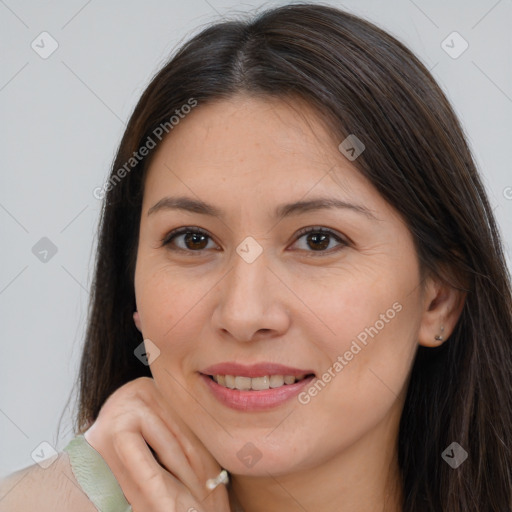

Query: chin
<box><xmin>209</xmin><ymin>438</ymin><xmax>312</xmax><ymax>477</ymax></box>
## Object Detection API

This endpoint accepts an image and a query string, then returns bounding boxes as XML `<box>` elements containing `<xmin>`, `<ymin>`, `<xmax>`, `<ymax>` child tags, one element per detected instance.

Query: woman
<box><xmin>1</xmin><ymin>3</ymin><xmax>511</xmax><ymax>511</ymax></box>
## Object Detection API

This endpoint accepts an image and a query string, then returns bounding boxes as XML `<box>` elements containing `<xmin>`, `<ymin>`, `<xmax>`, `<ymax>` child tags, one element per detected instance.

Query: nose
<box><xmin>211</xmin><ymin>247</ymin><xmax>291</xmax><ymax>343</ymax></box>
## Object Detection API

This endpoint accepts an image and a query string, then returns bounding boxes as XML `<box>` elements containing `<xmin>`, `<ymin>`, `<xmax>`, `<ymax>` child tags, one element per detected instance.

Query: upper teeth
<box><xmin>212</xmin><ymin>374</ymin><xmax>306</xmax><ymax>391</ymax></box>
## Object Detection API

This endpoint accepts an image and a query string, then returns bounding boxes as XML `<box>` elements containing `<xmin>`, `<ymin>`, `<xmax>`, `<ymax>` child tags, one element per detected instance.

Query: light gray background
<box><xmin>1</xmin><ymin>0</ymin><xmax>511</xmax><ymax>478</ymax></box>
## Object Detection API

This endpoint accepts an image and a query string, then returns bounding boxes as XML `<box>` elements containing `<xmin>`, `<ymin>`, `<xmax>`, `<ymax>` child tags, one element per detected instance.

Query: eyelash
<box><xmin>160</xmin><ymin>226</ymin><xmax>348</xmax><ymax>257</ymax></box>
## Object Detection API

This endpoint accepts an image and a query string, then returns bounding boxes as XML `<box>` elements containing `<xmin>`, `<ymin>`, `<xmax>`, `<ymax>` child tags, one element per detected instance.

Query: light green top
<box><xmin>63</xmin><ymin>434</ymin><xmax>243</xmax><ymax>511</ymax></box>
<box><xmin>63</xmin><ymin>435</ymin><xmax>132</xmax><ymax>512</ymax></box>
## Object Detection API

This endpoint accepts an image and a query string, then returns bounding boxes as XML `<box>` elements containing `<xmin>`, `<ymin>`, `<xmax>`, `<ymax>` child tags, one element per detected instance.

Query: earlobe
<box><xmin>418</xmin><ymin>277</ymin><xmax>466</xmax><ymax>348</ymax></box>
<box><xmin>434</xmin><ymin>325</ymin><xmax>445</xmax><ymax>342</ymax></box>
<box><xmin>133</xmin><ymin>311</ymin><xmax>142</xmax><ymax>333</ymax></box>
<box><xmin>419</xmin><ymin>322</ymin><xmax>447</xmax><ymax>348</ymax></box>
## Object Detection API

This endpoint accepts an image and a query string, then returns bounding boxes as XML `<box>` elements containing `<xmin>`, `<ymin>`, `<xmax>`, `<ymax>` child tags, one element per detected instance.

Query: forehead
<box><xmin>141</xmin><ymin>95</ymin><xmax>390</xmax><ymax>221</ymax></box>
<box><xmin>149</xmin><ymin>96</ymin><xmax>343</xmax><ymax>177</ymax></box>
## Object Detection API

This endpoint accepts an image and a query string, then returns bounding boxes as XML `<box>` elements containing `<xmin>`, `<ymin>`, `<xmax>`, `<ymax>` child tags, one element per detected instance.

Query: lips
<box><xmin>202</xmin><ymin>362</ymin><xmax>315</xmax><ymax>378</ymax></box>
<box><xmin>200</xmin><ymin>362</ymin><xmax>316</xmax><ymax>411</ymax></box>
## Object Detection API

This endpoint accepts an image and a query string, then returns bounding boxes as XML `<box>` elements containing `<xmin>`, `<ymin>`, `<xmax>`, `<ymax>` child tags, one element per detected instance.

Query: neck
<box><xmin>228</xmin><ymin>410</ymin><xmax>403</xmax><ymax>512</ymax></box>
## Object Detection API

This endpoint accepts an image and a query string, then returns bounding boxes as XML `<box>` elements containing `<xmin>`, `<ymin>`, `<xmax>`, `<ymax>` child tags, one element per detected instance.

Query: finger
<box><xmin>114</xmin><ymin>431</ymin><xmax>228</xmax><ymax>512</ymax></box>
<box><xmin>113</xmin><ymin>430</ymin><xmax>187</xmax><ymax>512</ymax></box>
<box><xmin>136</xmin><ymin>406</ymin><xmax>210</xmax><ymax>500</ymax></box>
<box><xmin>142</xmin><ymin>384</ymin><xmax>224</xmax><ymax>483</ymax></box>
<box><xmin>134</xmin><ymin>395</ymin><xmax>229</xmax><ymax>508</ymax></box>
<box><xmin>86</xmin><ymin>417</ymin><xmax>207</xmax><ymax>512</ymax></box>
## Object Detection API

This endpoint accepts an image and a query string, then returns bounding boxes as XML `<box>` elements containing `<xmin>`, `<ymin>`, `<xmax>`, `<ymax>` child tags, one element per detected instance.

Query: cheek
<box><xmin>135</xmin><ymin>262</ymin><xmax>179</xmax><ymax>336</ymax></box>
<box><xmin>287</xmin><ymin>257</ymin><xmax>407</xmax><ymax>353</ymax></box>
<box><xmin>134</xmin><ymin>262</ymin><xmax>215</xmax><ymax>359</ymax></box>
<box><xmin>292</xmin><ymin>251</ymin><xmax>421</xmax><ymax>396</ymax></box>
<box><xmin>297</xmin><ymin>273</ymin><xmax>420</xmax><ymax>434</ymax></box>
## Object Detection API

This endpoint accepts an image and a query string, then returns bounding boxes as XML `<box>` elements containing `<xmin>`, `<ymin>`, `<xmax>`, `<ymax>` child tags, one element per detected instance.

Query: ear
<box><xmin>418</xmin><ymin>274</ymin><xmax>466</xmax><ymax>347</ymax></box>
<box><xmin>133</xmin><ymin>311</ymin><xmax>142</xmax><ymax>333</ymax></box>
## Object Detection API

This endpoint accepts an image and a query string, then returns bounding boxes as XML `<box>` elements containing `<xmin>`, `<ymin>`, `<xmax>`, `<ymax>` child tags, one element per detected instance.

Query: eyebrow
<box><xmin>147</xmin><ymin>195</ymin><xmax>377</xmax><ymax>221</ymax></box>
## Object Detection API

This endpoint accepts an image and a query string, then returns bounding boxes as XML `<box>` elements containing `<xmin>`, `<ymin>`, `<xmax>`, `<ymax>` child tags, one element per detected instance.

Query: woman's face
<box><xmin>134</xmin><ymin>95</ymin><xmax>426</xmax><ymax>476</ymax></box>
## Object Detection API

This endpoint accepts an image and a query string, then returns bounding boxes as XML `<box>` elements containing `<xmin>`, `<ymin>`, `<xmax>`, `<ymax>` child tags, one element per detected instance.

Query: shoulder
<box><xmin>0</xmin><ymin>451</ymin><xmax>97</xmax><ymax>512</ymax></box>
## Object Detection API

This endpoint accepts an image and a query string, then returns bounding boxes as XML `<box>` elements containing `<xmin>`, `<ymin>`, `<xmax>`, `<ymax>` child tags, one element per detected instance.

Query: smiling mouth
<box><xmin>208</xmin><ymin>374</ymin><xmax>314</xmax><ymax>391</ymax></box>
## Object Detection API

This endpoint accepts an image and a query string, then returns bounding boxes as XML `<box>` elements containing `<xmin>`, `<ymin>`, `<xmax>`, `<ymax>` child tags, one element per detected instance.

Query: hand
<box><xmin>83</xmin><ymin>377</ymin><xmax>232</xmax><ymax>512</ymax></box>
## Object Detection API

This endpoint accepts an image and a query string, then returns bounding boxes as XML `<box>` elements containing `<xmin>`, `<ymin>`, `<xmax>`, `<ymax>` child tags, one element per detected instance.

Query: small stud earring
<box><xmin>434</xmin><ymin>325</ymin><xmax>445</xmax><ymax>342</ymax></box>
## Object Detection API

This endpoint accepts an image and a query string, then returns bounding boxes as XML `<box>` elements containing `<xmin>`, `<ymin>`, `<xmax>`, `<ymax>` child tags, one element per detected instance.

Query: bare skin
<box><xmin>0</xmin><ymin>94</ymin><xmax>465</xmax><ymax>511</ymax></box>
<box><xmin>0</xmin><ymin>451</ymin><xmax>96</xmax><ymax>512</ymax></box>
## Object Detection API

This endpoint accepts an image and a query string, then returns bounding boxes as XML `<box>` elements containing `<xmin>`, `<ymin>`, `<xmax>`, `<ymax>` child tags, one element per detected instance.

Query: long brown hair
<box><xmin>72</xmin><ymin>3</ymin><xmax>512</xmax><ymax>510</ymax></box>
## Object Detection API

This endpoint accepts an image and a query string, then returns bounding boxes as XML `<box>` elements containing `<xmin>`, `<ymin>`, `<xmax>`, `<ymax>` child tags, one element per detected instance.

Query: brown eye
<box><xmin>305</xmin><ymin>232</ymin><xmax>330</xmax><ymax>251</ymax></box>
<box><xmin>183</xmin><ymin>232</ymin><xmax>208</xmax><ymax>250</ymax></box>
<box><xmin>292</xmin><ymin>227</ymin><xmax>348</xmax><ymax>255</ymax></box>
<box><xmin>161</xmin><ymin>226</ymin><xmax>347</xmax><ymax>256</ymax></box>
<box><xmin>162</xmin><ymin>227</ymin><xmax>217</xmax><ymax>253</ymax></box>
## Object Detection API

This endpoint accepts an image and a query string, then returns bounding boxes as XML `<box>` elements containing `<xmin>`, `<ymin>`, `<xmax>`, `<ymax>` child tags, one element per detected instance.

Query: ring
<box><xmin>206</xmin><ymin>469</ymin><xmax>229</xmax><ymax>490</ymax></box>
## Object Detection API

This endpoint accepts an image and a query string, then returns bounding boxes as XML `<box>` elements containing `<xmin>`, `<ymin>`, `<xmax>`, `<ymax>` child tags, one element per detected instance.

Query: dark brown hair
<box><xmin>73</xmin><ymin>3</ymin><xmax>512</xmax><ymax>510</ymax></box>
